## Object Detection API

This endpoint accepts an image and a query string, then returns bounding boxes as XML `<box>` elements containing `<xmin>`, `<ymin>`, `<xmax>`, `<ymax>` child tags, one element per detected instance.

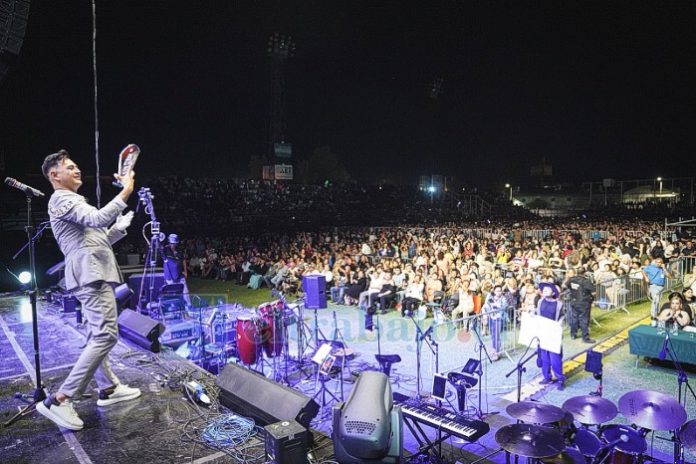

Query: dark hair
<box><xmin>668</xmin><ymin>292</ymin><xmax>686</xmax><ymax>304</ymax></box>
<box><xmin>41</xmin><ymin>149</ymin><xmax>71</xmax><ymax>181</ymax></box>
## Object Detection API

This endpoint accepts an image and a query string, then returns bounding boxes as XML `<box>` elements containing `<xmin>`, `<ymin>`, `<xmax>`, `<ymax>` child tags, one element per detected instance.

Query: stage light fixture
<box><xmin>18</xmin><ymin>271</ymin><xmax>31</xmax><ymax>284</ymax></box>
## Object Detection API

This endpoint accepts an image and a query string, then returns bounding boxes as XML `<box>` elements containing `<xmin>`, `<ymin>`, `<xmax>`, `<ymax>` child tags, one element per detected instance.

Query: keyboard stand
<box><xmin>402</xmin><ymin>414</ymin><xmax>452</xmax><ymax>461</ymax></box>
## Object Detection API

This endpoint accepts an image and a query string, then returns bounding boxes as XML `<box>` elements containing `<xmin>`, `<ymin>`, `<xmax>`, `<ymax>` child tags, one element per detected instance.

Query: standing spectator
<box><xmin>482</xmin><ymin>285</ymin><xmax>510</xmax><ymax>361</ymax></box>
<box><xmin>642</xmin><ymin>257</ymin><xmax>672</xmax><ymax>325</ymax></box>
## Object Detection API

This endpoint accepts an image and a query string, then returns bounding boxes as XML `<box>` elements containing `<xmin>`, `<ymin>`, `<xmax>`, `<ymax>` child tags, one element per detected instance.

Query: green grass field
<box><xmin>187</xmin><ymin>277</ymin><xmax>278</xmax><ymax>308</ymax></box>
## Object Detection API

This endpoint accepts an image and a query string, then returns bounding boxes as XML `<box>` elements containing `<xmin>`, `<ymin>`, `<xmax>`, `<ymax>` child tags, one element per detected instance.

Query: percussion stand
<box><xmin>292</xmin><ymin>301</ymin><xmax>314</xmax><ymax>380</ymax></box>
<box><xmin>660</xmin><ymin>332</ymin><xmax>696</xmax><ymax>464</ymax></box>
<box><xmin>269</xmin><ymin>308</ymin><xmax>285</xmax><ymax>384</ymax></box>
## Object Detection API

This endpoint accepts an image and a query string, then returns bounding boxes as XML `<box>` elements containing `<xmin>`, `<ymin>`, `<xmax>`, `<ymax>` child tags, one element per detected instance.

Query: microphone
<box><xmin>606</xmin><ymin>434</ymin><xmax>630</xmax><ymax>448</ymax></box>
<box><xmin>658</xmin><ymin>333</ymin><xmax>669</xmax><ymax>361</ymax></box>
<box><xmin>4</xmin><ymin>177</ymin><xmax>45</xmax><ymax>198</ymax></box>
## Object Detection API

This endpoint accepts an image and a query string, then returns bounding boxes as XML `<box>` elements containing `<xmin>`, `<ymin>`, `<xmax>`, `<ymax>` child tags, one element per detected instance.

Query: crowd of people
<box><xmin>117</xmin><ymin>218</ymin><xmax>696</xmax><ymax>360</ymax></box>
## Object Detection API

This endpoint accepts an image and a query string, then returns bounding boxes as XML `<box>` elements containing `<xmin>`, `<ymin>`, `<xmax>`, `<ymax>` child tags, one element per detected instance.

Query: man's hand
<box><xmin>114</xmin><ymin>170</ymin><xmax>136</xmax><ymax>202</ymax></box>
<box><xmin>114</xmin><ymin>211</ymin><xmax>134</xmax><ymax>232</ymax></box>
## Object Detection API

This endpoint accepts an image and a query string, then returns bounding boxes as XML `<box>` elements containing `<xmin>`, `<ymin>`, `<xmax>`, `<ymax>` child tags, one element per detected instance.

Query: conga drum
<box><xmin>261</xmin><ymin>309</ymin><xmax>284</xmax><ymax>357</ymax></box>
<box><xmin>236</xmin><ymin>315</ymin><xmax>260</xmax><ymax>365</ymax></box>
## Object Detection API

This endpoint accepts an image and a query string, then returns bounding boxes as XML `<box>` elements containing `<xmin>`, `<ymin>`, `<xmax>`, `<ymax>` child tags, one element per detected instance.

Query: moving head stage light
<box><xmin>332</xmin><ymin>371</ymin><xmax>402</xmax><ymax>463</ymax></box>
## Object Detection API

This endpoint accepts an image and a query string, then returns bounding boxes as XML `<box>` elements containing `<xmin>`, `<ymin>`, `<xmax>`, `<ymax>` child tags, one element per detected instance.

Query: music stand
<box><xmin>311</xmin><ymin>343</ymin><xmax>341</xmax><ymax>408</ymax></box>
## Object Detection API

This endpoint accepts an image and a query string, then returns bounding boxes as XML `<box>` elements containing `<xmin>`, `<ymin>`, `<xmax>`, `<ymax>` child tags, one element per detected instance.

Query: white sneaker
<box><xmin>36</xmin><ymin>395</ymin><xmax>84</xmax><ymax>430</ymax></box>
<box><xmin>97</xmin><ymin>383</ymin><xmax>142</xmax><ymax>406</ymax></box>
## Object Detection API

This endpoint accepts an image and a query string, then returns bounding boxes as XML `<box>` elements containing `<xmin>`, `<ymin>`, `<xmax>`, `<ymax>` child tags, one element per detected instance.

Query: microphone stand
<box><xmin>660</xmin><ymin>331</ymin><xmax>696</xmax><ymax>464</ymax></box>
<box><xmin>5</xmin><ymin>193</ymin><xmax>48</xmax><ymax>427</ymax></box>
<box><xmin>408</xmin><ymin>313</ymin><xmax>438</xmax><ymax>401</ymax></box>
<box><xmin>505</xmin><ymin>336</ymin><xmax>541</xmax><ymax>404</ymax></box>
<box><xmin>471</xmin><ymin>323</ymin><xmax>497</xmax><ymax>419</ymax></box>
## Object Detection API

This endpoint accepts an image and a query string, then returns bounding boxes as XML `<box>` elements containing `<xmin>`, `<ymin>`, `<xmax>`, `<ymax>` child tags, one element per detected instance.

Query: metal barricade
<box><xmin>417</xmin><ymin>308</ymin><xmax>518</xmax><ymax>380</ymax></box>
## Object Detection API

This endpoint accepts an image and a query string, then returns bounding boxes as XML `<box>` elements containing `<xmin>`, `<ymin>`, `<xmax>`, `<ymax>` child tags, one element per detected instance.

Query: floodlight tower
<box><xmin>267</xmin><ymin>33</ymin><xmax>295</xmax><ymax>158</ymax></box>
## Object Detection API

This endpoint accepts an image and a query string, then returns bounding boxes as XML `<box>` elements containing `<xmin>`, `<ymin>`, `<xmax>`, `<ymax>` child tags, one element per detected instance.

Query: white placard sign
<box><xmin>518</xmin><ymin>312</ymin><xmax>563</xmax><ymax>354</ymax></box>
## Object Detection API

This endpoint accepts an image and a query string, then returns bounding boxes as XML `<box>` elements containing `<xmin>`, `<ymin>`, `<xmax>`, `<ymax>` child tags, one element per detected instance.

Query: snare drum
<box><xmin>602</xmin><ymin>425</ymin><xmax>646</xmax><ymax>464</ymax></box>
<box><xmin>236</xmin><ymin>316</ymin><xmax>260</xmax><ymax>365</ymax></box>
<box><xmin>574</xmin><ymin>428</ymin><xmax>602</xmax><ymax>460</ymax></box>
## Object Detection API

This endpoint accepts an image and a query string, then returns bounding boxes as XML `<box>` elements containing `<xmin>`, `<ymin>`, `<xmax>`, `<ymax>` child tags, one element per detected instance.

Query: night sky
<box><xmin>2</xmin><ymin>1</ymin><xmax>695</xmax><ymax>186</ymax></box>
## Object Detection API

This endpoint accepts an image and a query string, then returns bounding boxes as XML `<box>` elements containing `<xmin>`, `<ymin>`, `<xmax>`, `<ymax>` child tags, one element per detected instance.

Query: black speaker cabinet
<box><xmin>117</xmin><ymin>309</ymin><xmax>165</xmax><ymax>352</ymax></box>
<box><xmin>264</xmin><ymin>420</ymin><xmax>309</xmax><ymax>464</ymax></box>
<box><xmin>216</xmin><ymin>364</ymin><xmax>319</xmax><ymax>429</ymax></box>
<box><xmin>128</xmin><ymin>272</ymin><xmax>165</xmax><ymax>306</ymax></box>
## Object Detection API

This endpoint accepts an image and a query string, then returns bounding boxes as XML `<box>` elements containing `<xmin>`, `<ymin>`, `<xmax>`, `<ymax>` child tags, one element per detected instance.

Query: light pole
<box><xmin>657</xmin><ymin>177</ymin><xmax>663</xmax><ymax>195</ymax></box>
<box><xmin>505</xmin><ymin>183</ymin><xmax>513</xmax><ymax>202</ymax></box>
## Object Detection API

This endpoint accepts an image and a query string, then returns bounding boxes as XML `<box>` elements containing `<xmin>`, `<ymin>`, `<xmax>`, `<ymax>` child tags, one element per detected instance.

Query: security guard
<box><xmin>565</xmin><ymin>267</ymin><xmax>596</xmax><ymax>343</ymax></box>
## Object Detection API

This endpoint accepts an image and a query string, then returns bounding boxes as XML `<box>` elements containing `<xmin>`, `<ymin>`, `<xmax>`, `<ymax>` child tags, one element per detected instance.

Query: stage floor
<box><xmin>1</xmin><ymin>293</ymin><xmax>694</xmax><ymax>464</ymax></box>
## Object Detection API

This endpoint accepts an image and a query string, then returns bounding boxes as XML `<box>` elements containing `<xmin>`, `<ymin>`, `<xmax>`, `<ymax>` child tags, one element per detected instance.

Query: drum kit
<box><xmin>495</xmin><ymin>390</ymin><xmax>694</xmax><ymax>464</ymax></box>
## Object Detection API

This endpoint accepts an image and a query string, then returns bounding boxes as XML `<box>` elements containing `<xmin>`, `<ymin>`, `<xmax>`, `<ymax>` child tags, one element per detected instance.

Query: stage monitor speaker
<box><xmin>61</xmin><ymin>295</ymin><xmax>79</xmax><ymax>313</ymax></box>
<box><xmin>216</xmin><ymin>364</ymin><xmax>319</xmax><ymax>429</ymax></box>
<box><xmin>302</xmin><ymin>275</ymin><xmax>326</xmax><ymax>309</ymax></box>
<box><xmin>264</xmin><ymin>420</ymin><xmax>309</xmax><ymax>464</ymax></box>
<box><xmin>117</xmin><ymin>308</ymin><xmax>165</xmax><ymax>353</ymax></box>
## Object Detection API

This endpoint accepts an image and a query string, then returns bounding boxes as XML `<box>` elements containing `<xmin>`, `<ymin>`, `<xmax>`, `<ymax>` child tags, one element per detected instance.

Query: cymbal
<box><xmin>679</xmin><ymin>419</ymin><xmax>696</xmax><ymax>453</ymax></box>
<box><xmin>506</xmin><ymin>401</ymin><xmax>567</xmax><ymax>424</ymax></box>
<box><xmin>562</xmin><ymin>395</ymin><xmax>618</xmax><ymax>425</ymax></box>
<box><xmin>496</xmin><ymin>424</ymin><xmax>565</xmax><ymax>458</ymax></box>
<box><xmin>618</xmin><ymin>390</ymin><xmax>687</xmax><ymax>431</ymax></box>
<box><xmin>541</xmin><ymin>447</ymin><xmax>585</xmax><ymax>464</ymax></box>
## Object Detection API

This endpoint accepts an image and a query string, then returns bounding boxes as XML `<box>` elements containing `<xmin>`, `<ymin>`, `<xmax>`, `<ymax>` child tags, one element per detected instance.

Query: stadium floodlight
<box><xmin>505</xmin><ymin>183</ymin><xmax>513</xmax><ymax>201</ymax></box>
<box><xmin>657</xmin><ymin>177</ymin><xmax>663</xmax><ymax>194</ymax></box>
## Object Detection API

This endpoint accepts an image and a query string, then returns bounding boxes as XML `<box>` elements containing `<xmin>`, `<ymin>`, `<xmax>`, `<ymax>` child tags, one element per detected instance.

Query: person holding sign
<box><xmin>535</xmin><ymin>282</ymin><xmax>566</xmax><ymax>390</ymax></box>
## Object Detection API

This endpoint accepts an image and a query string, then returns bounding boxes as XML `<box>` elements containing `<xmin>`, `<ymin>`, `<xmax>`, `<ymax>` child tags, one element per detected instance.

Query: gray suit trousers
<box><xmin>60</xmin><ymin>281</ymin><xmax>120</xmax><ymax>398</ymax></box>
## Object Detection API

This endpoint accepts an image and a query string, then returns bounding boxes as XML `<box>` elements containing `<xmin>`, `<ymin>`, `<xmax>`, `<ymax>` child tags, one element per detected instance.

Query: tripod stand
<box><xmin>134</xmin><ymin>188</ymin><xmax>163</xmax><ymax>314</ymax></box>
<box><xmin>4</xmin><ymin>196</ymin><xmax>48</xmax><ymax>427</ymax></box>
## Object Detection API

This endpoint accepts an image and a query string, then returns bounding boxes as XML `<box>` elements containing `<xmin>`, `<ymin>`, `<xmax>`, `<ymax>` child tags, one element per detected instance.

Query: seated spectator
<box><xmin>343</xmin><ymin>270</ymin><xmax>367</xmax><ymax>306</ymax></box>
<box><xmin>400</xmin><ymin>275</ymin><xmax>425</xmax><ymax>316</ymax></box>
<box><xmin>359</xmin><ymin>269</ymin><xmax>384</xmax><ymax>311</ymax></box>
<box><xmin>658</xmin><ymin>292</ymin><xmax>692</xmax><ymax>327</ymax></box>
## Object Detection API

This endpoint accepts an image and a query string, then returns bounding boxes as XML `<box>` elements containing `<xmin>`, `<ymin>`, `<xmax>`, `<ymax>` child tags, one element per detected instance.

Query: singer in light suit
<box><xmin>36</xmin><ymin>149</ymin><xmax>141</xmax><ymax>431</ymax></box>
